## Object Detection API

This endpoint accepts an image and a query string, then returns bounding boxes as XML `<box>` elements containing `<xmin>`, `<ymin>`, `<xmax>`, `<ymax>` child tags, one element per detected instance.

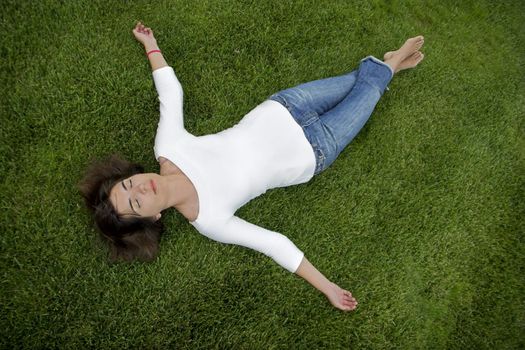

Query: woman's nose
<box><xmin>137</xmin><ymin>183</ymin><xmax>147</xmax><ymax>194</ymax></box>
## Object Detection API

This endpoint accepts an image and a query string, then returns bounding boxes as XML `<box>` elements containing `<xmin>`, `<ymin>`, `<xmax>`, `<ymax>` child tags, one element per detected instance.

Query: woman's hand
<box><xmin>132</xmin><ymin>21</ymin><xmax>157</xmax><ymax>48</ymax></box>
<box><xmin>325</xmin><ymin>282</ymin><xmax>358</xmax><ymax>311</ymax></box>
<box><xmin>294</xmin><ymin>256</ymin><xmax>358</xmax><ymax>312</ymax></box>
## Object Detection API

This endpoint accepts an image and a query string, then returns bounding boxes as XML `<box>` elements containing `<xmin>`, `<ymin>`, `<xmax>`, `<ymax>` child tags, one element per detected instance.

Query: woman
<box><xmin>80</xmin><ymin>21</ymin><xmax>424</xmax><ymax>312</ymax></box>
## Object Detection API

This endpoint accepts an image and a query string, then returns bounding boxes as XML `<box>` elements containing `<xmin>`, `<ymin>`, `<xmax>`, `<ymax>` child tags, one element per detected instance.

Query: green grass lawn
<box><xmin>1</xmin><ymin>0</ymin><xmax>524</xmax><ymax>348</ymax></box>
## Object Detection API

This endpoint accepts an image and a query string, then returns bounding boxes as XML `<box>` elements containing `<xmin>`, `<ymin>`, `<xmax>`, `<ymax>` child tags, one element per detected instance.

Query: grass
<box><xmin>1</xmin><ymin>0</ymin><xmax>524</xmax><ymax>348</ymax></box>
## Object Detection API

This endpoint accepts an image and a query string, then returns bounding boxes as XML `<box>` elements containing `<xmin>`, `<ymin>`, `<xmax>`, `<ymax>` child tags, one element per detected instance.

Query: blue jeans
<box><xmin>269</xmin><ymin>56</ymin><xmax>393</xmax><ymax>175</ymax></box>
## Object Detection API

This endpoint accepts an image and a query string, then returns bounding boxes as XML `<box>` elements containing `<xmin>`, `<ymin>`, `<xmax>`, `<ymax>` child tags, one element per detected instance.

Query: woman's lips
<box><xmin>151</xmin><ymin>179</ymin><xmax>157</xmax><ymax>194</ymax></box>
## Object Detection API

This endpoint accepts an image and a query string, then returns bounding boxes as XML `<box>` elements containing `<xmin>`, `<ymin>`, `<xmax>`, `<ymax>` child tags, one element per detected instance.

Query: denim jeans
<box><xmin>269</xmin><ymin>56</ymin><xmax>393</xmax><ymax>175</ymax></box>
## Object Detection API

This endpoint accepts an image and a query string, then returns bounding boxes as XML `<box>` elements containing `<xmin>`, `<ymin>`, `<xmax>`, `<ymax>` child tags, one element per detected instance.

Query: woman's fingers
<box><xmin>133</xmin><ymin>21</ymin><xmax>154</xmax><ymax>36</ymax></box>
<box><xmin>343</xmin><ymin>290</ymin><xmax>357</xmax><ymax>302</ymax></box>
<box><xmin>335</xmin><ymin>297</ymin><xmax>357</xmax><ymax>311</ymax></box>
<box><xmin>341</xmin><ymin>291</ymin><xmax>358</xmax><ymax>310</ymax></box>
<box><xmin>341</xmin><ymin>302</ymin><xmax>355</xmax><ymax>311</ymax></box>
<box><xmin>343</xmin><ymin>299</ymin><xmax>357</xmax><ymax>309</ymax></box>
<box><xmin>344</xmin><ymin>298</ymin><xmax>356</xmax><ymax>308</ymax></box>
<box><xmin>344</xmin><ymin>294</ymin><xmax>356</xmax><ymax>302</ymax></box>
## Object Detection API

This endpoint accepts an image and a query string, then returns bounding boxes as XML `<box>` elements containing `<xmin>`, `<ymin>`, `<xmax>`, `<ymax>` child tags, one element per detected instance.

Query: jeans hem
<box><xmin>360</xmin><ymin>55</ymin><xmax>392</xmax><ymax>91</ymax></box>
<box><xmin>361</xmin><ymin>55</ymin><xmax>394</xmax><ymax>79</ymax></box>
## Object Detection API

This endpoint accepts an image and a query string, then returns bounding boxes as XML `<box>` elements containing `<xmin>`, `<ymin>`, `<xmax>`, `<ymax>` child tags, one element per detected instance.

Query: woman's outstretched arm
<box><xmin>204</xmin><ymin>215</ymin><xmax>358</xmax><ymax>311</ymax></box>
<box><xmin>132</xmin><ymin>21</ymin><xmax>168</xmax><ymax>71</ymax></box>
<box><xmin>295</xmin><ymin>256</ymin><xmax>358</xmax><ymax>311</ymax></box>
<box><xmin>132</xmin><ymin>21</ymin><xmax>189</xmax><ymax>149</ymax></box>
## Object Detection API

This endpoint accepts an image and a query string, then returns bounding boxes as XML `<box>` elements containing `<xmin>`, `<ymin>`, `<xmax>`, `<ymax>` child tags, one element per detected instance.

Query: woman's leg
<box><xmin>269</xmin><ymin>70</ymin><xmax>359</xmax><ymax>118</ymax></box>
<box><xmin>318</xmin><ymin>57</ymin><xmax>393</xmax><ymax>162</ymax></box>
<box><xmin>268</xmin><ymin>36</ymin><xmax>424</xmax><ymax>119</ymax></box>
<box><xmin>318</xmin><ymin>50</ymin><xmax>427</xmax><ymax>157</ymax></box>
<box><xmin>310</xmin><ymin>36</ymin><xmax>425</xmax><ymax>174</ymax></box>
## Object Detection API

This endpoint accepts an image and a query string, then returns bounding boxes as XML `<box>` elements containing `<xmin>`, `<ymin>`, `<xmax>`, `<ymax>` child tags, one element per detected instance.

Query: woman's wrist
<box><xmin>295</xmin><ymin>256</ymin><xmax>334</xmax><ymax>296</ymax></box>
<box><xmin>144</xmin><ymin>42</ymin><xmax>159</xmax><ymax>52</ymax></box>
<box><xmin>143</xmin><ymin>41</ymin><xmax>168</xmax><ymax>71</ymax></box>
<box><xmin>323</xmin><ymin>281</ymin><xmax>337</xmax><ymax>296</ymax></box>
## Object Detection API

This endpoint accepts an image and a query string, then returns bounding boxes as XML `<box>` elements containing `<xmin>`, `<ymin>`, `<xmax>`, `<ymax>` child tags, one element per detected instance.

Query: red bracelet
<box><xmin>146</xmin><ymin>49</ymin><xmax>161</xmax><ymax>57</ymax></box>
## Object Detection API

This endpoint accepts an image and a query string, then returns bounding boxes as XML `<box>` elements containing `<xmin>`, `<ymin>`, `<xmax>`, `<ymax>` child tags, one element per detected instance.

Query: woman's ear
<box><xmin>154</xmin><ymin>213</ymin><xmax>162</xmax><ymax>221</ymax></box>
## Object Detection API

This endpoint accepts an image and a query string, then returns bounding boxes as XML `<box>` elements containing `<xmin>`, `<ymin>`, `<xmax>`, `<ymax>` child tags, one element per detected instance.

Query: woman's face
<box><xmin>110</xmin><ymin>173</ymin><xmax>164</xmax><ymax>220</ymax></box>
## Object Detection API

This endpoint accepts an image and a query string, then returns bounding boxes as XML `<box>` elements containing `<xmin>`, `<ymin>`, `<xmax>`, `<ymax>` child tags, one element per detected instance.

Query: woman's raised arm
<box><xmin>132</xmin><ymin>21</ymin><xmax>188</xmax><ymax>151</ymax></box>
<box><xmin>132</xmin><ymin>21</ymin><xmax>168</xmax><ymax>72</ymax></box>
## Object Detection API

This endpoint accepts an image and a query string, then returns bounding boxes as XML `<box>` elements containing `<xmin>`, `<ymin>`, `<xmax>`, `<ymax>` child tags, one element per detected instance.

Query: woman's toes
<box><xmin>414</xmin><ymin>52</ymin><xmax>424</xmax><ymax>64</ymax></box>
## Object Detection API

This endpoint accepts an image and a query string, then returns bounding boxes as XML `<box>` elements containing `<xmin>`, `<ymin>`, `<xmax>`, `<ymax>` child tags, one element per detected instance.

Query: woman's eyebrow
<box><xmin>122</xmin><ymin>181</ymin><xmax>128</xmax><ymax>191</ymax></box>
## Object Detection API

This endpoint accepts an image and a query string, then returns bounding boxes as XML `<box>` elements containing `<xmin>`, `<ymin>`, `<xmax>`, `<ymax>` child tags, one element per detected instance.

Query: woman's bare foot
<box><xmin>383</xmin><ymin>51</ymin><xmax>395</xmax><ymax>61</ymax></box>
<box><xmin>383</xmin><ymin>36</ymin><xmax>424</xmax><ymax>73</ymax></box>
<box><xmin>384</xmin><ymin>51</ymin><xmax>424</xmax><ymax>73</ymax></box>
<box><xmin>386</xmin><ymin>36</ymin><xmax>425</xmax><ymax>60</ymax></box>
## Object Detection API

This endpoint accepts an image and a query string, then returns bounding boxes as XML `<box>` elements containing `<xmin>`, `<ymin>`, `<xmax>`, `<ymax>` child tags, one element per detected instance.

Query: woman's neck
<box><xmin>161</xmin><ymin>173</ymin><xmax>199</xmax><ymax>220</ymax></box>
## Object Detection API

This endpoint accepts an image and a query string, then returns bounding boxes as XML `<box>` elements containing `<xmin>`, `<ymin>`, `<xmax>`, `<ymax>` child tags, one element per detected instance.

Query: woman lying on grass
<box><xmin>80</xmin><ymin>21</ymin><xmax>424</xmax><ymax>312</ymax></box>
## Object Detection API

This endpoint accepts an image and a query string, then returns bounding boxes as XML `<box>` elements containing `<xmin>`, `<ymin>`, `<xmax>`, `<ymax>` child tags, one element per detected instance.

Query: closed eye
<box><xmin>122</xmin><ymin>178</ymin><xmax>138</xmax><ymax>215</ymax></box>
<box><xmin>121</xmin><ymin>178</ymin><xmax>133</xmax><ymax>191</ymax></box>
<box><xmin>130</xmin><ymin>180</ymin><xmax>140</xmax><ymax>209</ymax></box>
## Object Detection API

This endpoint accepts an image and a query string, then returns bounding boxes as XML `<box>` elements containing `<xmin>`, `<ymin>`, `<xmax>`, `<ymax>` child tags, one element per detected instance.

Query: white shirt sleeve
<box><xmin>202</xmin><ymin>216</ymin><xmax>305</xmax><ymax>273</ymax></box>
<box><xmin>152</xmin><ymin>66</ymin><xmax>189</xmax><ymax>158</ymax></box>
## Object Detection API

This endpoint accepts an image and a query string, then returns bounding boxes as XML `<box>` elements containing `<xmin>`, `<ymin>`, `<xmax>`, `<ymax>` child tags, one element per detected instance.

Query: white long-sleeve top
<box><xmin>152</xmin><ymin>66</ymin><xmax>316</xmax><ymax>273</ymax></box>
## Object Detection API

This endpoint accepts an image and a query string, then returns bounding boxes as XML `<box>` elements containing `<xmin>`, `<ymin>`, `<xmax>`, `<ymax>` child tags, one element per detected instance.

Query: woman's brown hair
<box><xmin>79</xmin><ymin>154</ymin><xmax>164</xmax><ymax>262</ymax></box>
